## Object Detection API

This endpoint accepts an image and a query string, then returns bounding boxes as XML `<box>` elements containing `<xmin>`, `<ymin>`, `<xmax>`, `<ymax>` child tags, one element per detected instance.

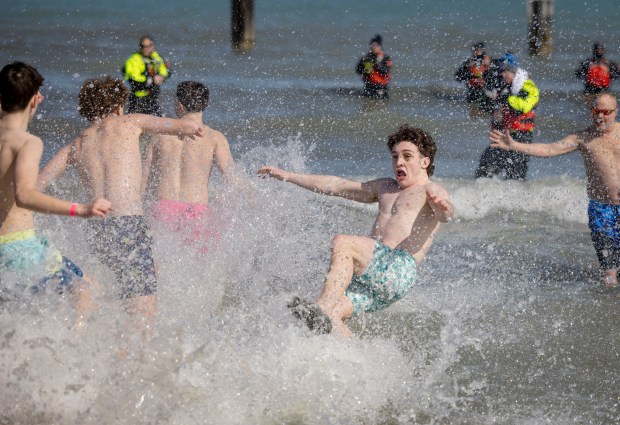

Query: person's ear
<box><xmin>421</xmin><ymin>157</ymin><xmax>431</xmax><ymax>169</ymax></box>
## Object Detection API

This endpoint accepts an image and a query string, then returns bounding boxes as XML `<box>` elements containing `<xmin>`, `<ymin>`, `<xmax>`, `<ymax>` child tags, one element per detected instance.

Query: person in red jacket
<box><xmin>356</xmin><ymin>34</ymin><xmax>393</xmax><ymax>99</ymax></box>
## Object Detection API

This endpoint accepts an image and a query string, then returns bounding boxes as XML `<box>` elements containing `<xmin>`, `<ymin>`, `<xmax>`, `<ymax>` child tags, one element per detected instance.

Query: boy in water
<box><xmin>259</xmin><ymin>125</ymin><xmax>454</xmax><ymax>336</ymax></box>
<box><xmin>490</xmin><ymin>92</ymin><xmax>620</xmax><ymax>287</ymax></box>
<box><xmin>38</xmin><ymin>76</ymin><xmax>203</xmax><ymax>322</ymax></box>
<box><xmin>143</xmin><ymin>81</ymin><xmax>239</xmax><ymax>249</ymax></box>
<box><xmin>0</xmin><ymin>62</ymin><xmax>112</xmax><ymax>318</ymax></box>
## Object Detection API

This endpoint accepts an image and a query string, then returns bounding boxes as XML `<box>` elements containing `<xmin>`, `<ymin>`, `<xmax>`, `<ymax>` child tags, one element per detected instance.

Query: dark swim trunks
<box><xmin>588</xmin><ymin>200</ymin><xmax>620</xmax><ymax>270</ymax></box>
<box><xmin>86</xmin><ymin>216</ymin><xmax>157</xmax><ymax>299</ymax></box>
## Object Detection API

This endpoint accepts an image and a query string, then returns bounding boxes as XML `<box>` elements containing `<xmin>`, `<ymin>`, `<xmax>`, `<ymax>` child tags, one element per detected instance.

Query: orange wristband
<box><xmin>70</xmin><ymin>203</ymin><xmax>78</xmax><ymax>217</ymax></box>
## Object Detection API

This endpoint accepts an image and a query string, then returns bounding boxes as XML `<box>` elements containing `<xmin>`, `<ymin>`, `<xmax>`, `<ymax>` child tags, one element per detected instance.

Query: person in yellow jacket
<box><xmin>475</xmin><ymin>63</ymin><xmax>539</xmax><ymax>180</ymax></box>
<box><xmin>123</xmin><ymin>35</ymin><xmax>170</xmax><ymax>116</ymax></box>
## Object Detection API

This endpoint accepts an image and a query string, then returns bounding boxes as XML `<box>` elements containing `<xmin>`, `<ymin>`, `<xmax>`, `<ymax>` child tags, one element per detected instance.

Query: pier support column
<box><xmin>232</xmin><ymin>0</ymin><xmax>254</xmax><ymax>51</ymax></box>
<box><xmin>527</xmin><ymin>0</ymin><xmax>553</xmax><ymax>57</ymax></box>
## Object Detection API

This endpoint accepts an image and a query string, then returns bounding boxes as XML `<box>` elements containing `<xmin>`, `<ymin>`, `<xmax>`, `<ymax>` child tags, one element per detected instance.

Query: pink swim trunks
<box><xmin>152</xmin><ymin>199</ymin><xmax>222</xmax><ymax>250</ymax></box>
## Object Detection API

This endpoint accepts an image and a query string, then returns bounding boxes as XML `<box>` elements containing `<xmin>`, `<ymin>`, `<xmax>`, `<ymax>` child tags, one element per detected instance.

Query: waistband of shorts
<box><xmin>0</xmin><ymin>228</ymin><xmax>36</xmax><ymax>245</ymax></box>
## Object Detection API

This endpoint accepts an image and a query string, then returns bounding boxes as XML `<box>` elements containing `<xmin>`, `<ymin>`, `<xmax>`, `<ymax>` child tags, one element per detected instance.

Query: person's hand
<box><xmin>257</xmin><ymin>166</ymin><xmax>288</xmax><ymax>181</ymax></box>
<box><xmin>489</xmin><ymin>130</ymin><xmax>515</xmax><ymax>150</ymax></box>
<box><xmin>426</xmin><ymin>188</ymin><xmax>452</xmax><ymax>222</ymax></box>
<box><xmin>179</xmin><ymin>120</ymin><xmax>204</xmax><ymax>140</ymax></box>
<box><xmin>82</xmin><ymin>198</ymin><xmax>112</xmax><ymax>218</ymax></box>
<box><xmin>154</xmin><ymin>75</ymin><xmax>164</xmax><ymax>85</ymax></box>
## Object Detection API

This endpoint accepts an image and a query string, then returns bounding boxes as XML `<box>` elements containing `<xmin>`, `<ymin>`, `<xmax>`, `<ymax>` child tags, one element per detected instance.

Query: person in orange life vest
<box><xmin>455</xmin><ymin>42</ymin><xmax>492</xmax><ymax>109</ymax></box>
<box><xmin>355</xmin><ymin>34</ymin><xmax>393</xmax><ymax>99</ymax></box>
<box><xmin>123</xmin><ymin>35</ymin><xmax>170</xmax><ymax>116</ymax></box>
<box><xmin>475</xmin><ymin>63</ymin><xmax>539</xmax><ymax>181</ymax></box>
<box><xmin>575</xmin><ymin>42</ymin><xmax>619</xmax><ymax>95</ymax></box>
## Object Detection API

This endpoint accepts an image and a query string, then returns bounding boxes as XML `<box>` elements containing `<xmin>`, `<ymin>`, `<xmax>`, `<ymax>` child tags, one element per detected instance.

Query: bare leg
<box><xmin>125</xmin><ymin>294</ymin><xmax>157</xmax><ymax>340</ymax></box>
<box><xmin>602</xmin><ymin>269</ymin><xmax>618</xmax><ymax>288</ymax></box>
<box><xmin>315</xmin><ymin>234</ymin><xmax>376</xmax><ymax>336</ymax></box>
<box><xmin>72</xmin><ymin>275</ymin><xmax>97</xmax><ymax>329</ymax></box>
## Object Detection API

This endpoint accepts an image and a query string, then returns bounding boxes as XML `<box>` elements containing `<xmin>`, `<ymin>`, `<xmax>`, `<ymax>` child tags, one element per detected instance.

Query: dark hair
<box><xmin>0</xmin><ymin>61</ymin><xmax>44</xmax><ymax>113</ymax></box>
<box><xmin>387</xmin><ymin>125</ymin><xmax>437</xmax><ymax>176</ymax></box>
<box><xmin>78</xmin><ymin>76</ymin><xmax>129</xmax><ymax>122</ymax></box>
<box><xmin>176</xmin><ymin>81</ymin><xmax>209</xmax><ymax>112</ymax></box>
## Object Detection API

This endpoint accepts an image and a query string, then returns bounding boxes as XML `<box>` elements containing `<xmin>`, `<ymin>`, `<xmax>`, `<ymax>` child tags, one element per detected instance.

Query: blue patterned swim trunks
<box><xmin>0</xmin><ymin>229</ymin><xmax>83</xmax><ymax>294</ymax></box>
<box><xmin>345</xmin><ymin>241</ymin><xmax>417</xmax><ymax>316</ymax></box>
<box><xmin>588</xmin><ymin>200</ymin><xmax>620</xmax><ymax>270</ymax></box>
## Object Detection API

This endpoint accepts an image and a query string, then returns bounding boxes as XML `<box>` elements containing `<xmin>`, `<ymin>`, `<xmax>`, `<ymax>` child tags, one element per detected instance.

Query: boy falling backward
<box><xmin>259</xmin><ymin>125</ymin><xmax>454</xmax><ymax>336</ymax></box>
<box><xmin>0</xmin><ymin>62</ymin><xmax>112</xmax><ymax>320</ymax></box>
<box><xmin>38</xmin><ymin>76</ymin><xmax>203</xmax><ymax>322</ymax></box>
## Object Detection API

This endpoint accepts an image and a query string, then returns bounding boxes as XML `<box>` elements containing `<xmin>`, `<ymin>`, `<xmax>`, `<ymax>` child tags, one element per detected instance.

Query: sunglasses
<box><xmin>141</xmin><ymin>43</ymin><xmax>154</xmax><ymax>48</ymax></box>
<box><xmin>591</xmin><ymin>108</ymin><xmax>616</xmax><ymax>116</ymax></box>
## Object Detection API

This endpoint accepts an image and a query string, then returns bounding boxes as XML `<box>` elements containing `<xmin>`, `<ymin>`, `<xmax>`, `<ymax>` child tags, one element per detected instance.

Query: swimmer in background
<box><xmin>142</xmin><ymin>81</ymin><xmax>242</xmax><ymax>249</ymax></box>
<box><xmin>490</xmin><ymin>93</ymin><xmax>620</xmax><ymax>287</ymax></box>
<box><xmin>38</xmin><ymin>76</ymin><xmax>203</xmax><ymax>327</ymax></box>
<box><xmin>259</xmin><ymin>125</ymin><xmax>453</xmax><ymax>337</ymax></box>
<box><xmin>0</xmin><ymin>62</ymin><xmax>112</xmax><ymax>323</ymax></box>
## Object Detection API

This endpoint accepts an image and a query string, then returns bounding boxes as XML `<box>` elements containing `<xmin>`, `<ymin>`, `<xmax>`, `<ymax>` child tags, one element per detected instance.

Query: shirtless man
<box><xmin>38</xmin><ymin>76</ymin><xmax>203</xmax><ymax>321</ymax></box>
<box><xmin>0</xmin><ymin>62</ymin><xmax>111</xmax><ymax>317</ymax></box>
<box><xmin>143</xmin><ymin>81</ymin><xmax>237</xmax><ymax>247</ymax></box>
<box><xmin>259</xmin><ymin>125</ymin><xmax>454</xmax><ymax>336</ymax></box>
<box><xmin>490</xmin><ymin>92</ymin><xmax>620</xmax><ymax>287</ymax></box>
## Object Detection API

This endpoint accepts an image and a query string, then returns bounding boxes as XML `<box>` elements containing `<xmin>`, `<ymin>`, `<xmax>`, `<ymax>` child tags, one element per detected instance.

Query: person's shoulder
<box><xmin>5</xmin><ymin>128</ymin><xmax>43</xmax><ymax>152</ymax></box>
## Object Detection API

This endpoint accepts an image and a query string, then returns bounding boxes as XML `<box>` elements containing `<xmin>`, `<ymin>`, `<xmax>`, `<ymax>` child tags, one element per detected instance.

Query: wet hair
<box><xmin>78</xmin><ymin>76</ymin><xmax>129</xmax><ymax>122</ymax></box>
<box><xmin>176</xmin><ymin>81</ymin><xmax>209</xmax><ymax>112</ymax></box>
<box><xmin>0</xmin><ymin>61</ymin><xmax>44</xmax><ymax>113</ymax></box>
<box><xmin>387</xmin><ymin>124</ymin><xmax>437</xmax><ymax>176</ymax></box>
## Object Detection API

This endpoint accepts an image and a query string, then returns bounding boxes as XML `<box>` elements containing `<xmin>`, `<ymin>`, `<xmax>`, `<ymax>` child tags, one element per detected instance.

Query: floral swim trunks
<box><xmin>345</xmin><ymin>241</ymin><xmax>417</xmax><ymax>316</ymax></box>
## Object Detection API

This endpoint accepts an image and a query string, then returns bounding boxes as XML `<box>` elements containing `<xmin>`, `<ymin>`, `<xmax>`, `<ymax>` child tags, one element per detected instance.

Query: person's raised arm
<box><xmin>130</xmin><ymin>114</ymin><xmax>203</xmax><ymax>139</ymax></box>
<box><xmin>426</xmin><ymin>183</ymin><xmax>454</xmax><ymax>223</ymax></box>
<box><xmin>258</xmin><ymin>166</ymin><xmax>382</xmax><ymax>203</ymax></box>
<box><xmin>16</xmin><ymin>137</ymin><xmax>112</xmax><ymax>218</ymax></box>
<box><xmin>489</xmin><ymin>130</ymin><xmax>579</xmax><ymax>157</ymax></box>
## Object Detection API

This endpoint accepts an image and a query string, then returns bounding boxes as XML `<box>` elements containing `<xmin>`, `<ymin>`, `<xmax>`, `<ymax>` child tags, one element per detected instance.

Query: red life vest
<box><xmin>468</xmin><ymin>63</ymin><xmax>488</xmax><ymax>89</ymax></box>
<box><xmin>367</xmin><ymin>59</ymin><xmax>392</xmax><ymax>86</ymax></box>
<box><xmin>501</xmin><ymin>105</ymin><xmax>536</xmax><ymax>132</ymax></box>
<box><xmin>586</xmin><ymin>63</ymin><xmax>611</xmax><ymax>89</ymax></box>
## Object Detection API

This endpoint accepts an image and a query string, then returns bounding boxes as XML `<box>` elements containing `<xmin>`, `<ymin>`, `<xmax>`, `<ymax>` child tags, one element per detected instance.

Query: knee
<box><xmin>331</xmin><ymin>235</ymin><xmax>354</xmax><ymax>253</ymax></box>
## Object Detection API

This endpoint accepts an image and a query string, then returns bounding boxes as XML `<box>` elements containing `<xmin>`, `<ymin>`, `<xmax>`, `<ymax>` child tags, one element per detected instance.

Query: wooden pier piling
<box><xmin>527</xmin><ymin>0</ymin><xmax>553</xmax><ymax>57</ymax></box>
<box><xmin>232</xmin><ymin>0</ymin><xmax>254</xmax><ymax>51</ymax></box>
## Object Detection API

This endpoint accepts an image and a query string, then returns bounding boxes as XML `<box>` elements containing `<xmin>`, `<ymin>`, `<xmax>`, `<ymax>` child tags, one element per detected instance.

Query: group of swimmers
<box><xmin>0</xmin><ymin>59</ymin><xmax>618</xmax><ymax>337</ymax></box>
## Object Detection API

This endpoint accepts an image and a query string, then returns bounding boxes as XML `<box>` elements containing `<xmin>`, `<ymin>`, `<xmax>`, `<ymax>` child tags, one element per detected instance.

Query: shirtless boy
<box><xmin>38</xmin><ymin>76</ymin><xmax>203</xmax><ymax>320</ymax></box>
<box><xmin>143</xmin><ymin>81</ymin><xmax>237</xmax><ymax>247</ymax></box>
<box><xmin>0</xmin><ymin>62</ymin><xmax>111</xmax><ymax>314</ymax></box>
<box><xmin>490</xmin><ymin>92</ymin><xmax>620</xmax><ymax>287</ymax></box>
<box><xmin>259</xmin><ymin>125</ymin><xmax>454</xmax><ymax>336</ymax></box>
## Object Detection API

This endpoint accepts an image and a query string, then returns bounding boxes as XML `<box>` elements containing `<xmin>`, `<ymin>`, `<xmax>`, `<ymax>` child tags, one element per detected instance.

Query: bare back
<box><xmin>71</xmin><ymin>115</ymin><xmax>145</xmax><ymax>215</ymax></box>
<box><xmin>0</xmin><ymin>127</ymin><xmax>38</xmax><ymax>234</ymax></box>
<box><xmin>371</xmin><ymin>179</ymin><xmax>441</xmax><ymax>264</ymax></box>
<box><xmin>146</xmin><ymin>125</ymin><xmax>231</xmax><ymax>205</ymax></box>
<box><xmin>577</xmin><ymin>122</ymin><xmax>620</xmax><ymax>204</ymax></box>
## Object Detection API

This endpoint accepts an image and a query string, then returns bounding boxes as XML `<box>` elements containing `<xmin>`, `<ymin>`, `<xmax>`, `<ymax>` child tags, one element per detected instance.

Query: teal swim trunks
<box><xmin>0</xmin><ymin>229</ymin><xmax>83</xmax><ymax>294</ymax></box>
<box><xmin>345</xmin><ymin>241</ymin><xmax>417</xmax><ymax>316</ymax></box>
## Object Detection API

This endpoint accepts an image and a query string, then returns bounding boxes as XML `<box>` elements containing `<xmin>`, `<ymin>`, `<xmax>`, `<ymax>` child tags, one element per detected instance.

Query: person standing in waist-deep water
<box><xmin>475</xmin><ymin>62</ymin><xmax>539</xmax><ymax>181</ymax></box>
<box><xmin>259</xmin><ymin>125</ymin><xmax>454</xmax><ymax>337</ymax></box>
<box><xmin>123</xmin><ymin>35</ymin><xmax>170</xmax><ymax>116</ymax></box>
<box><xmin>575</xmin><ymin>42</ymin><xmax>620</xmax><ymax>99</ymax></box>
<box><xmin>455</xmin><ymin>42</ymin><xmax>492</xmax><ymax>115</ymax></box>
<box><xmin>489</xmin><ymin>93</ymin><xmax>620</xmax><ymax>287</ymax></box>
<box><xmin>356</xmin><ymin>34</ymin><xmax>393</xmax><ymax>99</ymax></box>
